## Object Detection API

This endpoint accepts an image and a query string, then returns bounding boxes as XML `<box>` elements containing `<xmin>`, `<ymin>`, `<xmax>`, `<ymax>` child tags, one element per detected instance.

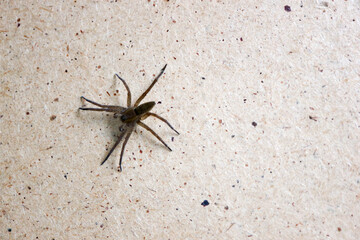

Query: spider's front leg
<box><xmin>79</xmin><ymin>96</ymin><xmax>126</xmax><ymax>113</ymax></box>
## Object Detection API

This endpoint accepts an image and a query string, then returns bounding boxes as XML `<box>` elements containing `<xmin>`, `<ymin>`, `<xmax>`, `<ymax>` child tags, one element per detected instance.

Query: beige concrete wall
<box><xmin>1</xmin><ymin>1</ymin><xmax>359</xmax><ymax>239</ymax></box>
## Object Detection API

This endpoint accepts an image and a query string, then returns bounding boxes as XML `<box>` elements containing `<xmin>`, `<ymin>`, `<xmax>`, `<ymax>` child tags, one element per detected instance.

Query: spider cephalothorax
<box><xmin>79</xmin><ymin>64</ymin><xmax>179</xmax><ymax>172</ymax></box>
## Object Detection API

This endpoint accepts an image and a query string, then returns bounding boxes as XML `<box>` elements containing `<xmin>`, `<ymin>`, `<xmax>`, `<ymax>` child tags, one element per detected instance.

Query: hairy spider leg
<box><xmin>101</xmin><ymin>128</ymin><xmax>128</xmax><ymax>165</ymax></box>
<box><xmin>118</xmin><ymin>128</ymin><xmax>134</xmax><ymax>172</ymax></box>
<box><xmin>134</xmin><ymin>64</ymin><xmax>167</xmax><ymax>107</ymax></box>
<box><xmin>80</xmin><ymin>96</ymin><xmax>125</xmax><ymax>112</ymax></box>
<box><xmin>142</xmin><ymin>112</ymin><xmax>179</xmax><ymax>135</ymax></box>
<box><xmin>78</xmin><ymin>108</ymin><xmax>119</xmax><ymax>112</ymax></box>
<box><xmin>137</xmin><ymin>121</ymin><xmax>172</xmax><ymax>151</ymax></box>
<box><xmin>115</xmin><ymin>74</ymin><xmax>132</xmax><ymax>107</ymax></box>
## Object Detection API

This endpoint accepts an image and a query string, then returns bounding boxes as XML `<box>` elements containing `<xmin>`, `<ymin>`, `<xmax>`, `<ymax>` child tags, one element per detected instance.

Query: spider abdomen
<box><xmin>134</xmin><ymin>101</ymin><xmax>155</xmax><ymax>115</ymax></box>
<box><xmin>120</xmin><ymin>102</ymin><xmax>155</xmax><ymax>123</ymax></box>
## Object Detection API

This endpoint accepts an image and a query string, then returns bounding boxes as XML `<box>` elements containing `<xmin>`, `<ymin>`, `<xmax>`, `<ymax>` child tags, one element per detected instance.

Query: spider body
<box><xmin>79</xmin><ymin>64</ymin><xmax>179</xmax><ymax>172</ymax></box>
<box><xmin>121</xmin><ymin>101</ymin><xmax>155</xmax><ymax>123</ymax></box>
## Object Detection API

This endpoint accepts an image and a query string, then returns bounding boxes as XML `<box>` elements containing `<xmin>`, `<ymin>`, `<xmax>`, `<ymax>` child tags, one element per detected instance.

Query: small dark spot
<box><xmin>27</xmin><ymin>186</ymin><xmax>31</xmax><ymax>190</ymax></box>
<box><xmin>309</xmin><ymin>116</ymin><xmax>317</xmax><ymax>121</ymax></box>
<box><xmin>201</xmin><ymin>200</ymin><xmax>209</xmax><ymax>207</ymax></box>
<box><xmin>231</xmin><ymin>135</ymin><xmax>235</xmax><ymax>138</ymax></box>
<box><xmin>337</xmin><ymin>227</ymin><xmax>341</xmax><ymax>232</ymax></box>
<box><xmin>252</xmin><ymin>121</ymin><xmax>257</xmax><ymax>127</ymax></box>
<box><xmin>224</xmin><ymin>206</ymin><xmax>229</xmax><ymax>210</ymax></box>
<box><xmin>7</xmin><ymin>228</ymin><xmax>12</xmax><ymax>232</ymax></box>
<box><xmin>17</xmin><ymin>23</ymin><xmax>21</xmax><ymax>27</ymax></box>
<box><xmin>284</xmin><ymin>5</ymin><xmax>291</xmax><ymax>12</ymax></box>
<box><xmin>157</xmin><ymin>101</ymin><xmax>162</xmax><ymax>104</ymax></box>
<box><xmin>320</xmin><ymin>1</ymin><xmax>329</xmax><ymax>7</ymax></box>
<box><xmin>50</xmin><ymin>115</ymin><xmax>56</xmax><ymax>121</ymax></box>
<box><xmin>64</xmin><ymin>173</ymin><xmax>68</xmax><ymax>179</ymax></box>
<box><xmin>171</xmin><ymin>137</ymin><xmax>174</xmax><ymax>142</ymax></box>
<box><xmin>201</xmin><ymin>77</ymin><xmax>205</xmax><ymax>80</ymax></box>
<box><xmin>17</xmin><ymin>18</ymin><xmax>21</xmax><ymax>22</ymax></box>
<box><xmin>26</xmin><ymin>112</ymin><xmax>30</xmax><ymax>115</ymax></box>
<box><xmin>65</xmin><ymin>69</ymin><xmax>68</xmax><ymax>73</ymax></box>
<box><xmin>54</xmin><ymin>98</ymin><xmax>59</xmax><ymax>102</ymax></box>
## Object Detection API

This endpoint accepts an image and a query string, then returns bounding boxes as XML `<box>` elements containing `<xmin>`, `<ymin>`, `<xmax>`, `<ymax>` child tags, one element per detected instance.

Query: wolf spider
<box><xmin>79</xmin><ymin>64</ymin><xmax>179</xmax><ymax>172</ymax></box>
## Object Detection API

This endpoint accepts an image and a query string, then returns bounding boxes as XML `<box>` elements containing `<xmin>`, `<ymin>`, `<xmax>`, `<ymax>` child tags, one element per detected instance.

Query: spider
<box><xmin>79</xmin><ymin>64</ymin><xmax>179</xmax><ymax>172</ymax></box>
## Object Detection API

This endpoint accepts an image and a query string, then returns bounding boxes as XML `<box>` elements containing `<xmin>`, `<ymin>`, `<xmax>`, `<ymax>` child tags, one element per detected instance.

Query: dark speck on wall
<box><xmin>201</xmin><ymin>200</ymin><xmax>209</xmax><ymax>207</ymax></box>
<box><xmin>309</xmin><ymin>116</ymin><xmax>318</xmax><ymax>121</ymax></box>
<box><xmin>252</xmin><ymin>121</ymin><xmax>257</xmax><ymax>127</ymax></box>
<box><xmin>284</xmin><ymin>5</ymin><xmax>291</xmax><ymax>12</ymax></box>
<box><xmin>7</xmin><ymin>228</ymin><xmax>12</xmax><ymax>232</ymax></box>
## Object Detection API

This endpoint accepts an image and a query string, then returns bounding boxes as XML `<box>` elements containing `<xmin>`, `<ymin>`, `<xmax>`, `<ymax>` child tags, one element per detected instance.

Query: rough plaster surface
<box><xmin>1</xmin><ymin>0</ymin><xmax>360</xmax><ymax>239</ymax></box>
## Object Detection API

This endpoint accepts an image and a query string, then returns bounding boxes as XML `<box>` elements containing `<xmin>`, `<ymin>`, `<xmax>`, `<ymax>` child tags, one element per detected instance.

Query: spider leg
<box><xmin>142</xmin><ymin>112</ymin><xmax>179</xmax><ymax>135</ymax></box>
<box><xmin>137</xmin><ymin>121</ymin><xmax>172</xmax><ymax>151</ymax></box>
<box><xmin>115</xmin><ymin>74</ymin><xmax>132</xmax><ymax>108</ymax></box>
<box><xmin>80</xmin><ymin>96</ymin><xmax>126</xmax><ymax>112</ymax></box>
<box><xmin>134</xmin><ymin>64</ymin><xmax>167</xmax><ymax>107</ymax></box>
<box><xmin>118</xmin><ymin>128</ymin><xmax>134</xmax><ymax>172</ymax></box>
<box><xmin>79</xmin><ymin>107</ymin><xmax>123</xmax><ymax>113</ymax></box>
<box><xmin>81</xmin><ymin>96</ymin><xmax>107</xmax><ymax>107</ymax></box>
<box><xmin>101</xmin><ymin>129</ymin><xmax>128</xmax><ymax>166</ymax></box>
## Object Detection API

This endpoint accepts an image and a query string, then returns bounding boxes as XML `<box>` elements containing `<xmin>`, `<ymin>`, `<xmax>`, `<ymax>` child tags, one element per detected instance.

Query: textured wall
<box><xmin>1</xmin><ymin>0</ymin><xmax>360</xmax><ymax>239</ymax></box>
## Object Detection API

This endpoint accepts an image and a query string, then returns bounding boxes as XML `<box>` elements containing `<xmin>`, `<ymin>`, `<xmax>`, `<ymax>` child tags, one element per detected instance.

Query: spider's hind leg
<box><xmin>134</xmin><ymin>64</ymin><xmax>167</xmax><ymax>107</ymax></box>
<box><xmin>137</xmin><ymin>121</ymin><xmax>172</xmax><ymax>151</ymax></box>
<box><xmin>142</xmin><ymin>112</ymin><xmax>179</xmax><ymax>135</ymax></box>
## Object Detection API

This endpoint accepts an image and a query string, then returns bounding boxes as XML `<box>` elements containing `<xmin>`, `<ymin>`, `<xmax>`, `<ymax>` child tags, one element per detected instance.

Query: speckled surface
<box><xmin>1</xmin><ymin>1</ymin><xmax>360</xmax><ymax>239</ymax></box>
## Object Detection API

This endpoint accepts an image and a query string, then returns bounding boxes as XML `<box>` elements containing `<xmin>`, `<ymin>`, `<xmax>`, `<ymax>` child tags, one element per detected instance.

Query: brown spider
<box><xmin>79</xmin><ymin>64</ymin><xmax>179</xmax><ymax>172</ymax></box>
